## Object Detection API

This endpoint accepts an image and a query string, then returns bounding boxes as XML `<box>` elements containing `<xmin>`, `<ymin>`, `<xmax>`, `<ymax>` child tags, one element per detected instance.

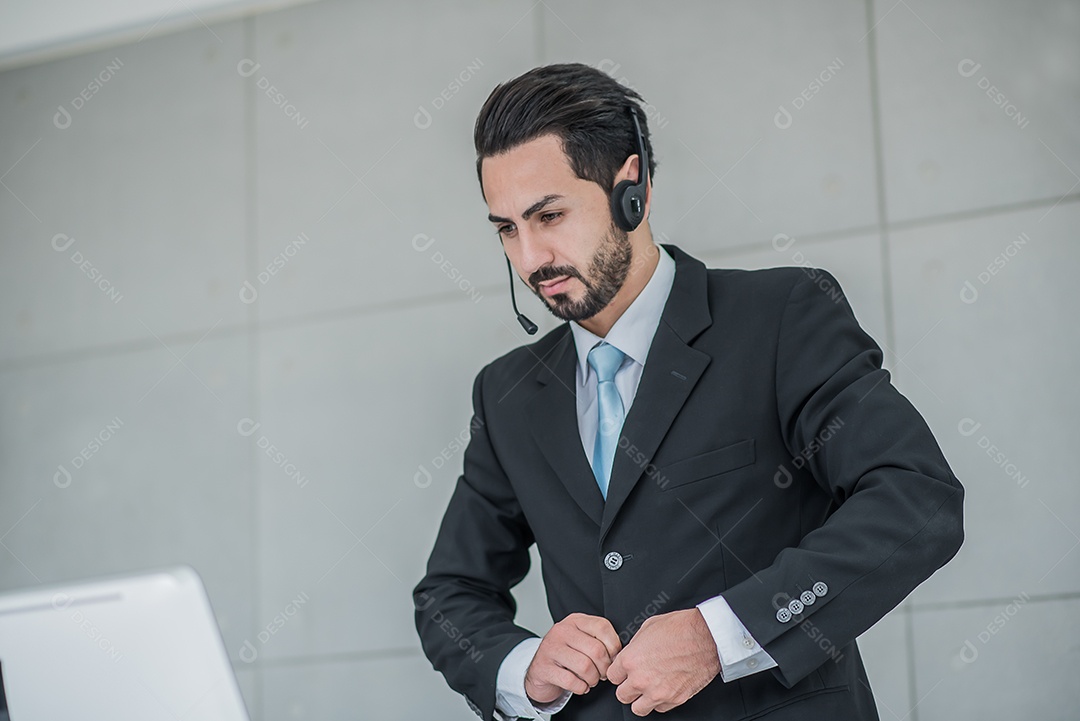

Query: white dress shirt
<box><xmin>494</xmin><ymin>244</ymin><xmax>776</xmax><ymax>720</ymax></box>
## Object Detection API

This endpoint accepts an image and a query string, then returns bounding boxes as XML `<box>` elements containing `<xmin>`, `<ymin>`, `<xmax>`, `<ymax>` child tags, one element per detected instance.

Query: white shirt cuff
<box><xmin>696</xmin><ymin>594</ymin><xmax>778</xmax><ymax>682</ymax></box>
<box><xmin>495</xmin><ymin>636</ymin><xmax>572</xmax><ymax>718</ymax></box>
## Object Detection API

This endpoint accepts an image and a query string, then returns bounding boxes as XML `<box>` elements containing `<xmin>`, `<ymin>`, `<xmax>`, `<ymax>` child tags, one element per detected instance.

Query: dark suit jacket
<box><xmin>413</xmin><ymin>243</ymin><xmax>964</xmax><ymax>720</ymax></box>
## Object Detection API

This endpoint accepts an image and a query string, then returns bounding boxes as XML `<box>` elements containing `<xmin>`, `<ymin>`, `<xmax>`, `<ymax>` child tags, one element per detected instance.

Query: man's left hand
<box><xmin>606</xmin><ymin>608</ymin><xmax>721</xmax><ymax>716</ymax></box>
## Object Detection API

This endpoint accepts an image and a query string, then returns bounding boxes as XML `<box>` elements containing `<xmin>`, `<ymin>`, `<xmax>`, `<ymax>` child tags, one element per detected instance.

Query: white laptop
<box><xmin>0</xmin><ymin>565</ymin><xmax>250</xmax><ymax>720</ymax></box>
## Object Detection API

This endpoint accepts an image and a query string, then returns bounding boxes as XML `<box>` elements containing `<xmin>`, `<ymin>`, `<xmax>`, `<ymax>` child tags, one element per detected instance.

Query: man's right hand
<box><xmin>524</xmin><ymin>612</ymin><xmax>623</xmax><ymax>705</ymax></box>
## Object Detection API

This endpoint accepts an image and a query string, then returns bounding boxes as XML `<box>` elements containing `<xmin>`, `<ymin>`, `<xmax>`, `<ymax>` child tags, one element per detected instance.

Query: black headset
<box><xmin>506</xmin><ymin>104</ymin><xmax>650</xmax><ymax>335</ymax></box>
<box><xmin>610</xmin><ymin>105</ymin><xmax>651</xmax><ymax>232</ymax></box>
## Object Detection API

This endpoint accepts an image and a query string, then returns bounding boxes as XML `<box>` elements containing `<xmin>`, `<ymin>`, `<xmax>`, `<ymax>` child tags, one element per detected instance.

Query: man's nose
<box><xmin>516</xmin><ymin>228</ymin><xmax>555</xmax><ymax>281</ymax></box>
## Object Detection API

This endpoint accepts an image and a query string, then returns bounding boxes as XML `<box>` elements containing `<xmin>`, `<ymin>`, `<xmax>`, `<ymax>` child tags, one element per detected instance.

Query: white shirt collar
<box><xmin>569</xmin><ymin>243</ymin><xmax>676</xmax><ymax>384</ymax></box>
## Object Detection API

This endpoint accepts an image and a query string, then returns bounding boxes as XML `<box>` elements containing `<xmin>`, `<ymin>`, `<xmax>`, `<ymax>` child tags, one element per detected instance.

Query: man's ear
<box><xmin>616</xmin><ymin>152</ymin><xmax>641</xmax><ymax>185</ymax></box>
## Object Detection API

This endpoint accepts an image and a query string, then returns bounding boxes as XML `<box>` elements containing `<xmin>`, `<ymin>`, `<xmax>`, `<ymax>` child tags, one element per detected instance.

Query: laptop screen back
<box><xmin>0</xmin><ymin>565</ymin><xmax>249</xmax><ymax>720</ymax></box>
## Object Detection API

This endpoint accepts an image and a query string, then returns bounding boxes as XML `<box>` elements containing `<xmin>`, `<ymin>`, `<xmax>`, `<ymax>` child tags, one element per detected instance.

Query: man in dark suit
<box><xmin>413</xmin><ymin>63</ymin><xmax>964</xmax><ymax>720</ymax></box>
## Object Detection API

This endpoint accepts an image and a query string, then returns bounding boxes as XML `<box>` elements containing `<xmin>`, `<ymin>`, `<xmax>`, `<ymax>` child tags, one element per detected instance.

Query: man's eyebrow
<box><xmin>488</xmin><ymin>194</ymin><xmax>564</xmax><ymax>225</ymax></box>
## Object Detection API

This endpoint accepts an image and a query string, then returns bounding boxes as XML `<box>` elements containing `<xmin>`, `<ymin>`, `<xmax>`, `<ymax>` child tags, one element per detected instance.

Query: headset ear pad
<box><xmin>610</xmin><ymin>176</ymin><xmax>645</xmax><ymax>232</ymax></box>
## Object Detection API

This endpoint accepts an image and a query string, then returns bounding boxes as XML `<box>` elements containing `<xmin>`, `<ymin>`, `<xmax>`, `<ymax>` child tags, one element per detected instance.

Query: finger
<box><xmin>541</xmin><ymin>663</ymin><xmax>590</xmax><ymax>696</ymax></box>
<box><xmin>615</xmin><ymin>677</ymin><xmax>641</xmax><ymax>706</ymax></box>
<box><xmin>631</xmin><ymin>695</ymin><xmax>657</xmax><ymax>717</ymax></box>
<box><xmin>554</xmin><ymin>646</ymin><xmax>602</xmax><ymax>688</ymax></box>
<box><xmin>574</xmin><ymin>615</ymin><xmax>623</xmax><ymax>664</ymax></box>
<box><xmin>564</xmin><ymin>653</ymin><xmax>602</xmax><ymax>687</ymax></box>
<box><xmin>563</xmin><ymin>631</ymin><xmax>613</xmax><ymax>681</ymax></box>
<box><xmin>606</xmin><ymin>654</ymin><xmax>627</xmax><ymax>686</ymax></box>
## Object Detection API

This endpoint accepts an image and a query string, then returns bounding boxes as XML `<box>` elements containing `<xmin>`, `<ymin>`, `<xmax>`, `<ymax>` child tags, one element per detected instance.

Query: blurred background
<box><xmin>0</xmin><ymin>0</ymin><xmax>1077</xmax><ymax>718</ymax></box>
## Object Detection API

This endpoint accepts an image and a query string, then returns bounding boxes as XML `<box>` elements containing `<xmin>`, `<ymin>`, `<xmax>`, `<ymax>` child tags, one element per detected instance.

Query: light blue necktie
<box><xmin>588</xmin><ymin>341</ymin><xmax>627</xmax><ymax>500</ymax></box>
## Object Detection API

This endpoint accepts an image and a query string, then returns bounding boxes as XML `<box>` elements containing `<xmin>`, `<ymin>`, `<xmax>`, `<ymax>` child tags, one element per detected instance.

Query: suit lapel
<box><xmin>527</xmin><ymin>330</ymin><xmax>606</xmax><ymax>527</ymax></box>
<box><xmin>600</xmin><ymin>245</ymin><xmax>712</xmax><ymax>541</ymax></box>
<box><xmin>525</xmin><ymin>244</ymin><xmax>714</xmax><ymax>537</ymax></box>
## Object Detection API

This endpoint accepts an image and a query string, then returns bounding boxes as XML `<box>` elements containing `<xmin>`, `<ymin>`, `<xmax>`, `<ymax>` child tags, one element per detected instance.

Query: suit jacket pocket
<box><xmin>657</xmin><ymin>438</ymin><xmax>755</xmax><ymax>491</ymax></box>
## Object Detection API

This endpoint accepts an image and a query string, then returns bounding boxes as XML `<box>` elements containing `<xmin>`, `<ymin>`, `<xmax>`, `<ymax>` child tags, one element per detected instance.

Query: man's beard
<box><xmin>528</xmin><ymin>220</ymin><xmax>632</xmax><ymax>322</ymax></box>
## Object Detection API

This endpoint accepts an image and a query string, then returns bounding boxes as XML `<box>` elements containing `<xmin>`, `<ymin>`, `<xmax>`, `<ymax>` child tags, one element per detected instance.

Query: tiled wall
<box><xmin>1</xmin><ymin>1</ymin><xmax>1076</xmax><ymax>718</ymax></box>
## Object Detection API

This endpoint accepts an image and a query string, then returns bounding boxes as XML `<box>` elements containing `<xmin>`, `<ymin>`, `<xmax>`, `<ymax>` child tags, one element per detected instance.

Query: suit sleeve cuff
<box><xmin>696</xmin><ymin>594</ymin><xmax>779</xmax><ymax>682</ymax></box>
<box><xmin>494</xmin><ymin>636</ymin><xmax>572</xmax><ymax>718</ymax></box>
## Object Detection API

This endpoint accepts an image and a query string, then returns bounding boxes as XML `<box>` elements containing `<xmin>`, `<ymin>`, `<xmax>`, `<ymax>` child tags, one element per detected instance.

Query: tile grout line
<box><xmin>242</xmin><ymin>14</ymin><xmax>262</xmax><ymax>720</ymax></box>
<box><xmin>907</xmin><ymin>589</ymin><xmax>1080</xmax><ymax>611</ymax></box>
<box><xmin>534</xmin><ymin>0</ymin><xmax>545</xmax><ymax>66</ymax></box>
<box><xmin>904</xmin><ymin>603</ymin><xmax>920</xmax><ymax>721</ymax></box>
<box><xmin>865</xmin><ymin>0</ymin><xmax>897</xmax><ymax>371</ymax></box>
<box><xmin>696</xmin><ymin>191</ymin><xmax>1080</xmax><ymax>261</ymax></box>
<box><xmin>233</xmin><ymin>645</ymin><xmax>424</xmax><ymax>671</ymax></box>
<box><xmin>886</xmin><ymin>192</ymin><xmax>1080</xmax><ymax>233</ymax></box>
<box><xmin>0</xmin><ymin>287</ymin><xmax>502</xmax><ymax>372</ymax></box>
<box><xmin>863</xmin><ymin>2</ymin><xmax>915</xmax><ymax>718</ymax></box>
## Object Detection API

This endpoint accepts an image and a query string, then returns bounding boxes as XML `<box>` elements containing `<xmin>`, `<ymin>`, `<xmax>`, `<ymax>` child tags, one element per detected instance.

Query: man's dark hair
<box><xmin>473</xmin><ymin>62</ymin><xmax>658</xmax><ymax>202</ymax></box>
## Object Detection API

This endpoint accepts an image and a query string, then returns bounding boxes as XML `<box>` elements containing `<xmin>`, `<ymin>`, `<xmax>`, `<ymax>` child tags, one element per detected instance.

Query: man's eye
<box><xmin>496</xmin><ymin>212</ymin><xmax>559</xmax><ymax>237</ymax></box>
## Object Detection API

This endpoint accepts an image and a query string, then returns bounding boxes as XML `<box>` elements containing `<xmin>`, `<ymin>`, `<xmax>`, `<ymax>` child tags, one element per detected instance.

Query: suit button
<box><xmin>800</xmin><ymin>590</ymin><xmax>816</xmax><ymax>606</ymax></box>
<box><xmin>788</xmin><ymin>598</ymin><xmax>804</xmax><ymax>615</ymax></box>
<box><xmin>776</xmin><ymin>607</ymin><xmax>792</xmax><ymax>623</ymax></box>
<box><xmin>604</xmin><ymin>552</ymin><xmax>623</xmax><ymax>570</ymax></box>
<box><xmin>812</xmin><ymin>581</ymin><xmax>828</xmax><ymax>598</ymax></box>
